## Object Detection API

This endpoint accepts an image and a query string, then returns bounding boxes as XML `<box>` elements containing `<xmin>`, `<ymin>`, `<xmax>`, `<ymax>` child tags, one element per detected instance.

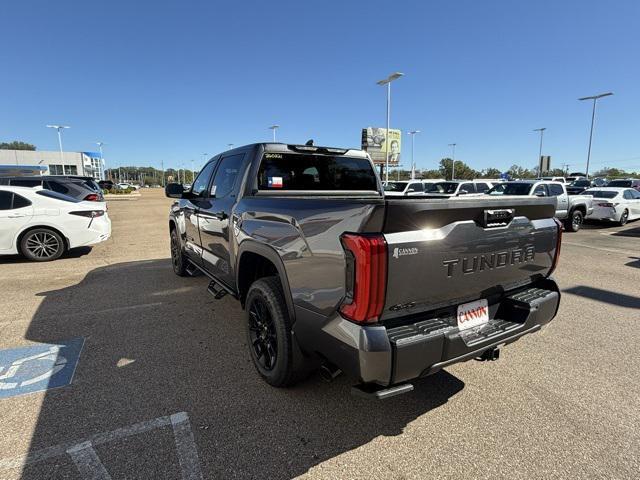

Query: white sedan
<box><xmin>0</xmin><ymin>186</ymin><xmax>111</xmax><ymax>261</ymax></box>
<box><xmin>583</xmin><ymin>187</ymin><xmax>640</xmax><ymax>225</ymax></box>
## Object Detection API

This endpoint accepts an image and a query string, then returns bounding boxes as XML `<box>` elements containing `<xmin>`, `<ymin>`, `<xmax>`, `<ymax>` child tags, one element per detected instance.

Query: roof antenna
<box><xmin>305</xmin><ymin>139</ymin><xmax>314</xmax><ymax>146</ymax></box>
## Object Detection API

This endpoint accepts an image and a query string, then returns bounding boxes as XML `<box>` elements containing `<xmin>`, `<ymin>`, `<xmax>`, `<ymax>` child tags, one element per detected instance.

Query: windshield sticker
<box><xmin>265</xmin><ymin>153</ymin><xmax>282</xmax><ymax>159</ymax></box>
<box><xmin>268</xmin><ymin>176</ymin><xmax>283</xmax><ymax>188</ymax></box>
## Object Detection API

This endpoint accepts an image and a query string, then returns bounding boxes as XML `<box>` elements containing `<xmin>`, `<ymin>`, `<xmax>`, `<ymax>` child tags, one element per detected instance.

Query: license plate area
<box><xmin>456</xmin><ymin>298</ymin><xmax>489</xmax><ymax>331</ymax></box>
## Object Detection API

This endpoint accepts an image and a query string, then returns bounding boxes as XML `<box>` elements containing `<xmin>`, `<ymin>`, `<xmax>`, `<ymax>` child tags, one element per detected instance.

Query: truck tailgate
<box><xmin>381</xmin><ymin>196</ymin><xmax>559</xmax><ymax>321</ymax></box>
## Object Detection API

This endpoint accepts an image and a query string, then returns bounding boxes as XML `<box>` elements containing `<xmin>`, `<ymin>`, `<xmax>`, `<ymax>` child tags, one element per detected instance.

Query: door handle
<box><xmin>7</xmin><ymin>214</ymin><xmax>26</xmax><ymax>218</ymax></box>
<box><xmin>214</xmin><ymin>212</ymin><xmax>227</xmax><ymax>220</ymax></box>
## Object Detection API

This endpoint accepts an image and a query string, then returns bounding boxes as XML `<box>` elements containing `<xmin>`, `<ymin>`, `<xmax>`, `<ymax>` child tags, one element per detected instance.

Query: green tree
<box><xmin>480</xmin><ymin>168</ymin><xmax>501</xmax><ymax>178</ymax></box>
<box><xmin>438</xmin><ymin>158</ymin><xmax>478</xmax><ymax>180</ymax></box>
<box><xmin>0</xmin><ymin>141</ymin><xmax>36</xmax><ymax>150</ymax></box>
<box><xmin>508</xmin><ymin>164</ymin><xmax>536</xmax><ymax>179</ymax></box>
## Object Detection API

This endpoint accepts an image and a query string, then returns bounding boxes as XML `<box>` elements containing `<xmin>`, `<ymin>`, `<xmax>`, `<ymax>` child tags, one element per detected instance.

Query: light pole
<box><xmin>96</xmin><ymin>142</ymin><xmax>106</xmax><ymax>180</ymax></box>
<box><xmin>376</xmin><ymin>72</ymin><xmax>404</xmax><ymax>183</ymax></box>
<box><xmin>46</xmin><ymin>125</ymin><xmax>70</xmax><ymax>174</ymax></box>
<box><xmin>448</xmin><ymin>143</ymin><xmax>457</xmax><ymax>180</ymax></box>
<box><xmin>408</xmin><ymin>130</ymin><xmax>420</xmax><ymax>180</ymax></box>
<box><xmin>269</xmin><ymin>125</ymin><xmax>280</xmax><ymax>142</ymax></box>
<box><xmin>578</xmin><ymin>92</ymin><xmax>613</xmax><ymax>178</ymax></box>
<box><xmin>191</xmin><ymin>159</ymin><xmax>195</xmax><ymax>183</ymax></box>
<box><xmin>533</xmin><ymin>128</ymin><xmax>546</xmax><ymax>177</ymax></box>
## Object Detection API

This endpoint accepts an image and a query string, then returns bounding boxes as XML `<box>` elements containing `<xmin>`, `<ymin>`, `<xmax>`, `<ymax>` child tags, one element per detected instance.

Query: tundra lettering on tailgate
<box><xmin>442</xmin><ymin>245</ymin><xmax>535</xmax><ymax>278</ymax></box>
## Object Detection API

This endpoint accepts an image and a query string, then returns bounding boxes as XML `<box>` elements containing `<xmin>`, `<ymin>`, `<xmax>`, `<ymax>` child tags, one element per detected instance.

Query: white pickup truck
<box><xmin>486</xmin><ymin>180</ymin><xmax>593</xmax><ymax>232</ymax></box>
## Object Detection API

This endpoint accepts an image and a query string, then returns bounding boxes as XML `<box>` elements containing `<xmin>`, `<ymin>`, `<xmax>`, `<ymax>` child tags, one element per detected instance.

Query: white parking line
<box><xmin>562</xmin><ymin>241</ymin><xmax>637</xmax><ymax>256</ymax></box>
<box><xmin>67</xmin><ymin>442</ymin><xmax>112</xmax><ymax>480</ymax></box>
<box><xmin>0</xmin><ymin>412</ymin><xmax>203</xmax><ymax>479</ymax></box>
<box><xmin>171</xmin><ymin>412</ymin><xmax>204</xmax><ymax>480</ymax></box>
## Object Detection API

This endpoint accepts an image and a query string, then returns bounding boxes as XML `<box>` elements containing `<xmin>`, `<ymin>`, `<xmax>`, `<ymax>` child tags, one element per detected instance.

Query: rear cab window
<box><xmin>257</xmin><ymin>152</ymin><xmax>378</xmax><ymax>192</ymax></box>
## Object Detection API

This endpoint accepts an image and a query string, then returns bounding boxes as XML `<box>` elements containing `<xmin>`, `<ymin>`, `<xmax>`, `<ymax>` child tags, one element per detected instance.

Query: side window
<box><xmin>0</xmin><ymin>191</ymin><xmax>12</xmax><ymax>210</ymax></box>
<box><xmin>12</xmin><ymin>194</ymin><xmax>31</xmax><ymax>209</ymax></box>
<box><xmin>623</xmin><ymin>190</ymin><xmax>633</xmax><ymax>200</ymax></box>
<box><xmin>46</xmin><ymin>181</ymin><xmax>70</xmax><ymax>195</ymax></box>
<box><xmin>548</xmin><ymin>184</ymin><xmax>564</xmax><ymax>196</ymax></box>
<box><xmin>191</xmin><ymin>160</ymin><xmax>218</xmax><ymax>197</ymax></box>
<box><xmin>11</xmin><ymin>179</ymin><xmax>41</xmax><ymax>188</ymax></box>
<box><xmin>630</xmin><ymin>190</ymin><xmax>640</xmax><ymax>199</ymax></box>
<box><xmin>533</xmin><ymin>184</ymin><xmax>547</xmax><ymax>196</ymax></box>
<box><xmin>212</xmin><ymin>154</ymin><xmax>245</xmax><ymax>198</ymax></box>
<box><xmin>476</xmin><ymin>182</ymin><xmax>490</xmax><ymax>193</ymax></box>
<box><xmin>409</xmin><ymin>183</ymin><xmax>423</xmax><ymax>192</ymax></box>
<box><xmin>460</xmin><ymin>183</ymin><xmax>474</xmax><ymax>193</ymax></box>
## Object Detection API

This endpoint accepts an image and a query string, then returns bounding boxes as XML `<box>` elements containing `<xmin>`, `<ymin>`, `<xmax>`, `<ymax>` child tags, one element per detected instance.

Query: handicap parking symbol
<box><xmin>0</xmin><ymin>338</ymin><xmax>84</xmax><ymax>399</ymax></box>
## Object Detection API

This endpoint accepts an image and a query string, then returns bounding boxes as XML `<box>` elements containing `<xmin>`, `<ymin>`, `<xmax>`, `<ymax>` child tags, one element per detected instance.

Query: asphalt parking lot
<box><xmin>0</xmin><ymin>189</ymin><xmax>638</xmax><ymax>479</ymax></box>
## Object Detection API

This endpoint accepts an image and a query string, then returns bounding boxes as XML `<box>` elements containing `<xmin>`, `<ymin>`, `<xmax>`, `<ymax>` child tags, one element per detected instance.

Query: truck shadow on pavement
<box><xmin>564</xmin><ymin>286</ymin><xmax>640</xmax><ymax>309</ymax></box>
<box><xmin>18</xmin><ymin>259</ymin><xmax>464</xmax><ymax>479</ymax></box>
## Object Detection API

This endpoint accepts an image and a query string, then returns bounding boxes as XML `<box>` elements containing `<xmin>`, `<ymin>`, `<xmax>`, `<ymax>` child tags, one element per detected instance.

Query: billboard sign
<box><xmin>361</xmin><ymin>127</ymin><xmax>402</xmax><ymax>165</ymax></box>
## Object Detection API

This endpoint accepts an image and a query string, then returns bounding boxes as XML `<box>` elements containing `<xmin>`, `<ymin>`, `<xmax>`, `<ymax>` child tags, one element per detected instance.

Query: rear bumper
<box><xmin>294</xmin><ymin>279</ymin><xmax>560</xmax><ymax>386</ymax></box>
<box><xmin>69</xmin><ymin>216</ymin><xmax>112</xmax><ymax>248</ymax></box>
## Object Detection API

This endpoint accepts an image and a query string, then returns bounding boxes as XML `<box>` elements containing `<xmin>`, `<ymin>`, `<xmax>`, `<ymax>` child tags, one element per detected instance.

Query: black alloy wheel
<box><xmin>244</xmin><ymin>277</ymin><xmax>306</xmax><ymax>387</ymax></box>
<box><xmin>170</xmin><ymin>229</ymin><xmax>188</xmax><ymax>276</ymax></box>
<box><xmin>248</xmin><ymin>296</ymin><xmax>278</xmax><ymax>371</ymax></box>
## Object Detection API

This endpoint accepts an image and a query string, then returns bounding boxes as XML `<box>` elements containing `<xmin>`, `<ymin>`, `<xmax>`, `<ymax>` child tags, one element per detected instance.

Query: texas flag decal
<box><xmin>268</xmin><ymin>176</ymin><xmax>283</xmax><ymax>188</ymax></box>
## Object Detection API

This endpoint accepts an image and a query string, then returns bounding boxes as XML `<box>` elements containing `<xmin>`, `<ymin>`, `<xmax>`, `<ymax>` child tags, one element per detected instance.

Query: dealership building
<box><xmin>0</xmin><ymin>149</ymin><xmax>104</xmax><ymax>179</ymax></box>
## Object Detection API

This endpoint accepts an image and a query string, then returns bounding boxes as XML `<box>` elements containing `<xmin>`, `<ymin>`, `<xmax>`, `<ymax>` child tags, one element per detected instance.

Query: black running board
<box><xmin>351</xmin><ymin>382</ymin><xmax>414</xmax><ymax>400</ymax></box>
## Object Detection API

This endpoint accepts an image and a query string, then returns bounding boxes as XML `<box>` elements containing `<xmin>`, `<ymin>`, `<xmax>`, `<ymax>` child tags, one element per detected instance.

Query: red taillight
<box><xmin>339</xmin><ymin>233</ymin><xmax>387</xmax><ymax>324</ymax></box>
<box><xmin>596</xmin><ymin>202</ymin><xmax>614</xmax><ymax>207</ymax></box>
<box><xmin>84</xmin><ymin>193</ymin><xmax>99</xmax><ymax>201</ymax></box>
<box><xmin>69</xmin><ymin>210</ymin><xmax>105</xmax><ymax>218</ymax></box>
<box><xmin>548</xmin><ymin>217</ymin><xmax>563</xmax><ymax>276</ymax></box>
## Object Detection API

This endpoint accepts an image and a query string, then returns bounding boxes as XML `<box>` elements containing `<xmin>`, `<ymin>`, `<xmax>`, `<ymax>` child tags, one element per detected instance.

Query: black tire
<box><xmin>170</xmin><ymin>228</ymin><xmax>189</xmax><ymax>276</ymax></box>
<box><xmin>619</xmin><ymin>209</ymin><xmax>629</xmax><ymax>226</ymax></box>
<box><xmin>566</xmin><ymin>210</ymin><xmax>583</xmax><ymax>233</ymax></box>
<box><xmin>245</xmin><ymin>276</ymin><xmax>302</xmax><ymax>387</ymax></box>
<box><xmin>20</xmin><ymin>228</ymin><xmax>65</xmax><ymax>262</ymax></box>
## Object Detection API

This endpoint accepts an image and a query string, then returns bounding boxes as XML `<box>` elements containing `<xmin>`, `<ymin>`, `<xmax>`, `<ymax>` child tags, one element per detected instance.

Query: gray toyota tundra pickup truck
<box><xmin>166</xmin><ymin>143</ymin><xmax>562</xmax><ymax>398</ymax></box>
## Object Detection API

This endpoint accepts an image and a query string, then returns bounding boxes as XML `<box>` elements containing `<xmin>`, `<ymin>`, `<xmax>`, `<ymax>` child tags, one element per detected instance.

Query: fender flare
<box><xmin>236</xmin><ymin>241</ymin><xmax>296</xmax><ymax>323</ymax></box>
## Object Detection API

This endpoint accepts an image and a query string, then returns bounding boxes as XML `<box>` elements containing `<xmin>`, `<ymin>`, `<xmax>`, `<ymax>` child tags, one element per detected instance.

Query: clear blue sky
<box><xmin>1</xmin><ymin>0</ymin><xmax>639</xmax><ymax>173</ymax></box>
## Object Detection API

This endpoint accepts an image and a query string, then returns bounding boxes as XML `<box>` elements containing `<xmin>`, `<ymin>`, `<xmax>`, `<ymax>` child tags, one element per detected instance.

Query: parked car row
<box><xmin>384</xmin><ymin>179</ymin><xmax>494</xmax><ymax>197</ymax></box>
<box><xmin>0</xmin><ymin>175</ymin><xmax>104</xmax><ymax>201</ymax></box>
<box><xmin>382</xmin><ymin>177</ymin><xmax>639</xmax><ymax>232</ymax></box>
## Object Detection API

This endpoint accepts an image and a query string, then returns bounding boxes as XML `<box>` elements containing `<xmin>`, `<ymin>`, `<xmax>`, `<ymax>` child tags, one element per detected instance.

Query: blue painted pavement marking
<box><xmin>0</xmin><ymin>338</ymin><xmax>84</xmax><ymax>399</ymax></box>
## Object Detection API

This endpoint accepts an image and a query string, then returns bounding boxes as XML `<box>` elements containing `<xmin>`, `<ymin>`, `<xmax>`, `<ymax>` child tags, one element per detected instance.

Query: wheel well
<box><xmin>571</xmin><ymin>205</ymin><xmax>586</xmax><ymax>215</ymax></box>
<box><xmin>169</xmin><ymin>219</ymin><xmax>176</xmax><ymax>232</ymax></box>
<box><xmin>17</xmin><ymin>225</ymin><xmax>69</xmax><ymax>253</ymax></box>
<box><xmin>237</xmin><ymin>252</ymin><xmax>279</xmax><ymax>306</ymax></box>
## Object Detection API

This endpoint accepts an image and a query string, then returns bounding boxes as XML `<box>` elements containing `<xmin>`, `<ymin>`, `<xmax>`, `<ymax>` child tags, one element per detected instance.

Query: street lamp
<box><xmin>269</xmin><ymin>125</ymin><xmax>280</xmax><ymax>142</ymax></box>
<box><xmin>46</xmin><ymin>125</ymin><xmax>70</xmax><ymax>174</ymax></box>
<box><xmin>376</xmin><ymin>72</ymin><xmax>404</xmax><ymax>183</ymax></box>
<box><xmin>578</xmin><ymin>92</ymin><xmax>613</xmax><ymax>178</ymax></box>
<box><xmin>448</xmin><ymin>143</ymin><xmax>457</xmax><ymax>180</ymax></box>
<box><xmin>533</xmin><ymin>128</ymin><xmax>546</xmax><ymax>177</ymax></box>
<box><xmin>96</xmin><ymin>142</ymin><xmax>106</xmax><ymax>180</ymax></box>
<box><xmin>408</xmin><ymin>130</ymin><xmax>420</xmax><ymax>180</ymax></box>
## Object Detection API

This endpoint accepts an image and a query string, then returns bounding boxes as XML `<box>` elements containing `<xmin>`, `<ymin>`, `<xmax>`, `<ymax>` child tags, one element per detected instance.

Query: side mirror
<box><xmin>534</xmin><ymin>191</ymin><xmax>546</xmax><ymax>197</ymax></box>
<box><xmin>165</xmin><ymin>183</ymin><xmax>185</xmax><ymax>198</ymax></box>
<box><xmin>406</xmin><ymin>188</ymin><xmax>415</xmax><ymax>193</ymax></box>
<box><xmin>458</xmin><ymin>190</ymin><xmax>468</xmax><ymax>195</ymax></box>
